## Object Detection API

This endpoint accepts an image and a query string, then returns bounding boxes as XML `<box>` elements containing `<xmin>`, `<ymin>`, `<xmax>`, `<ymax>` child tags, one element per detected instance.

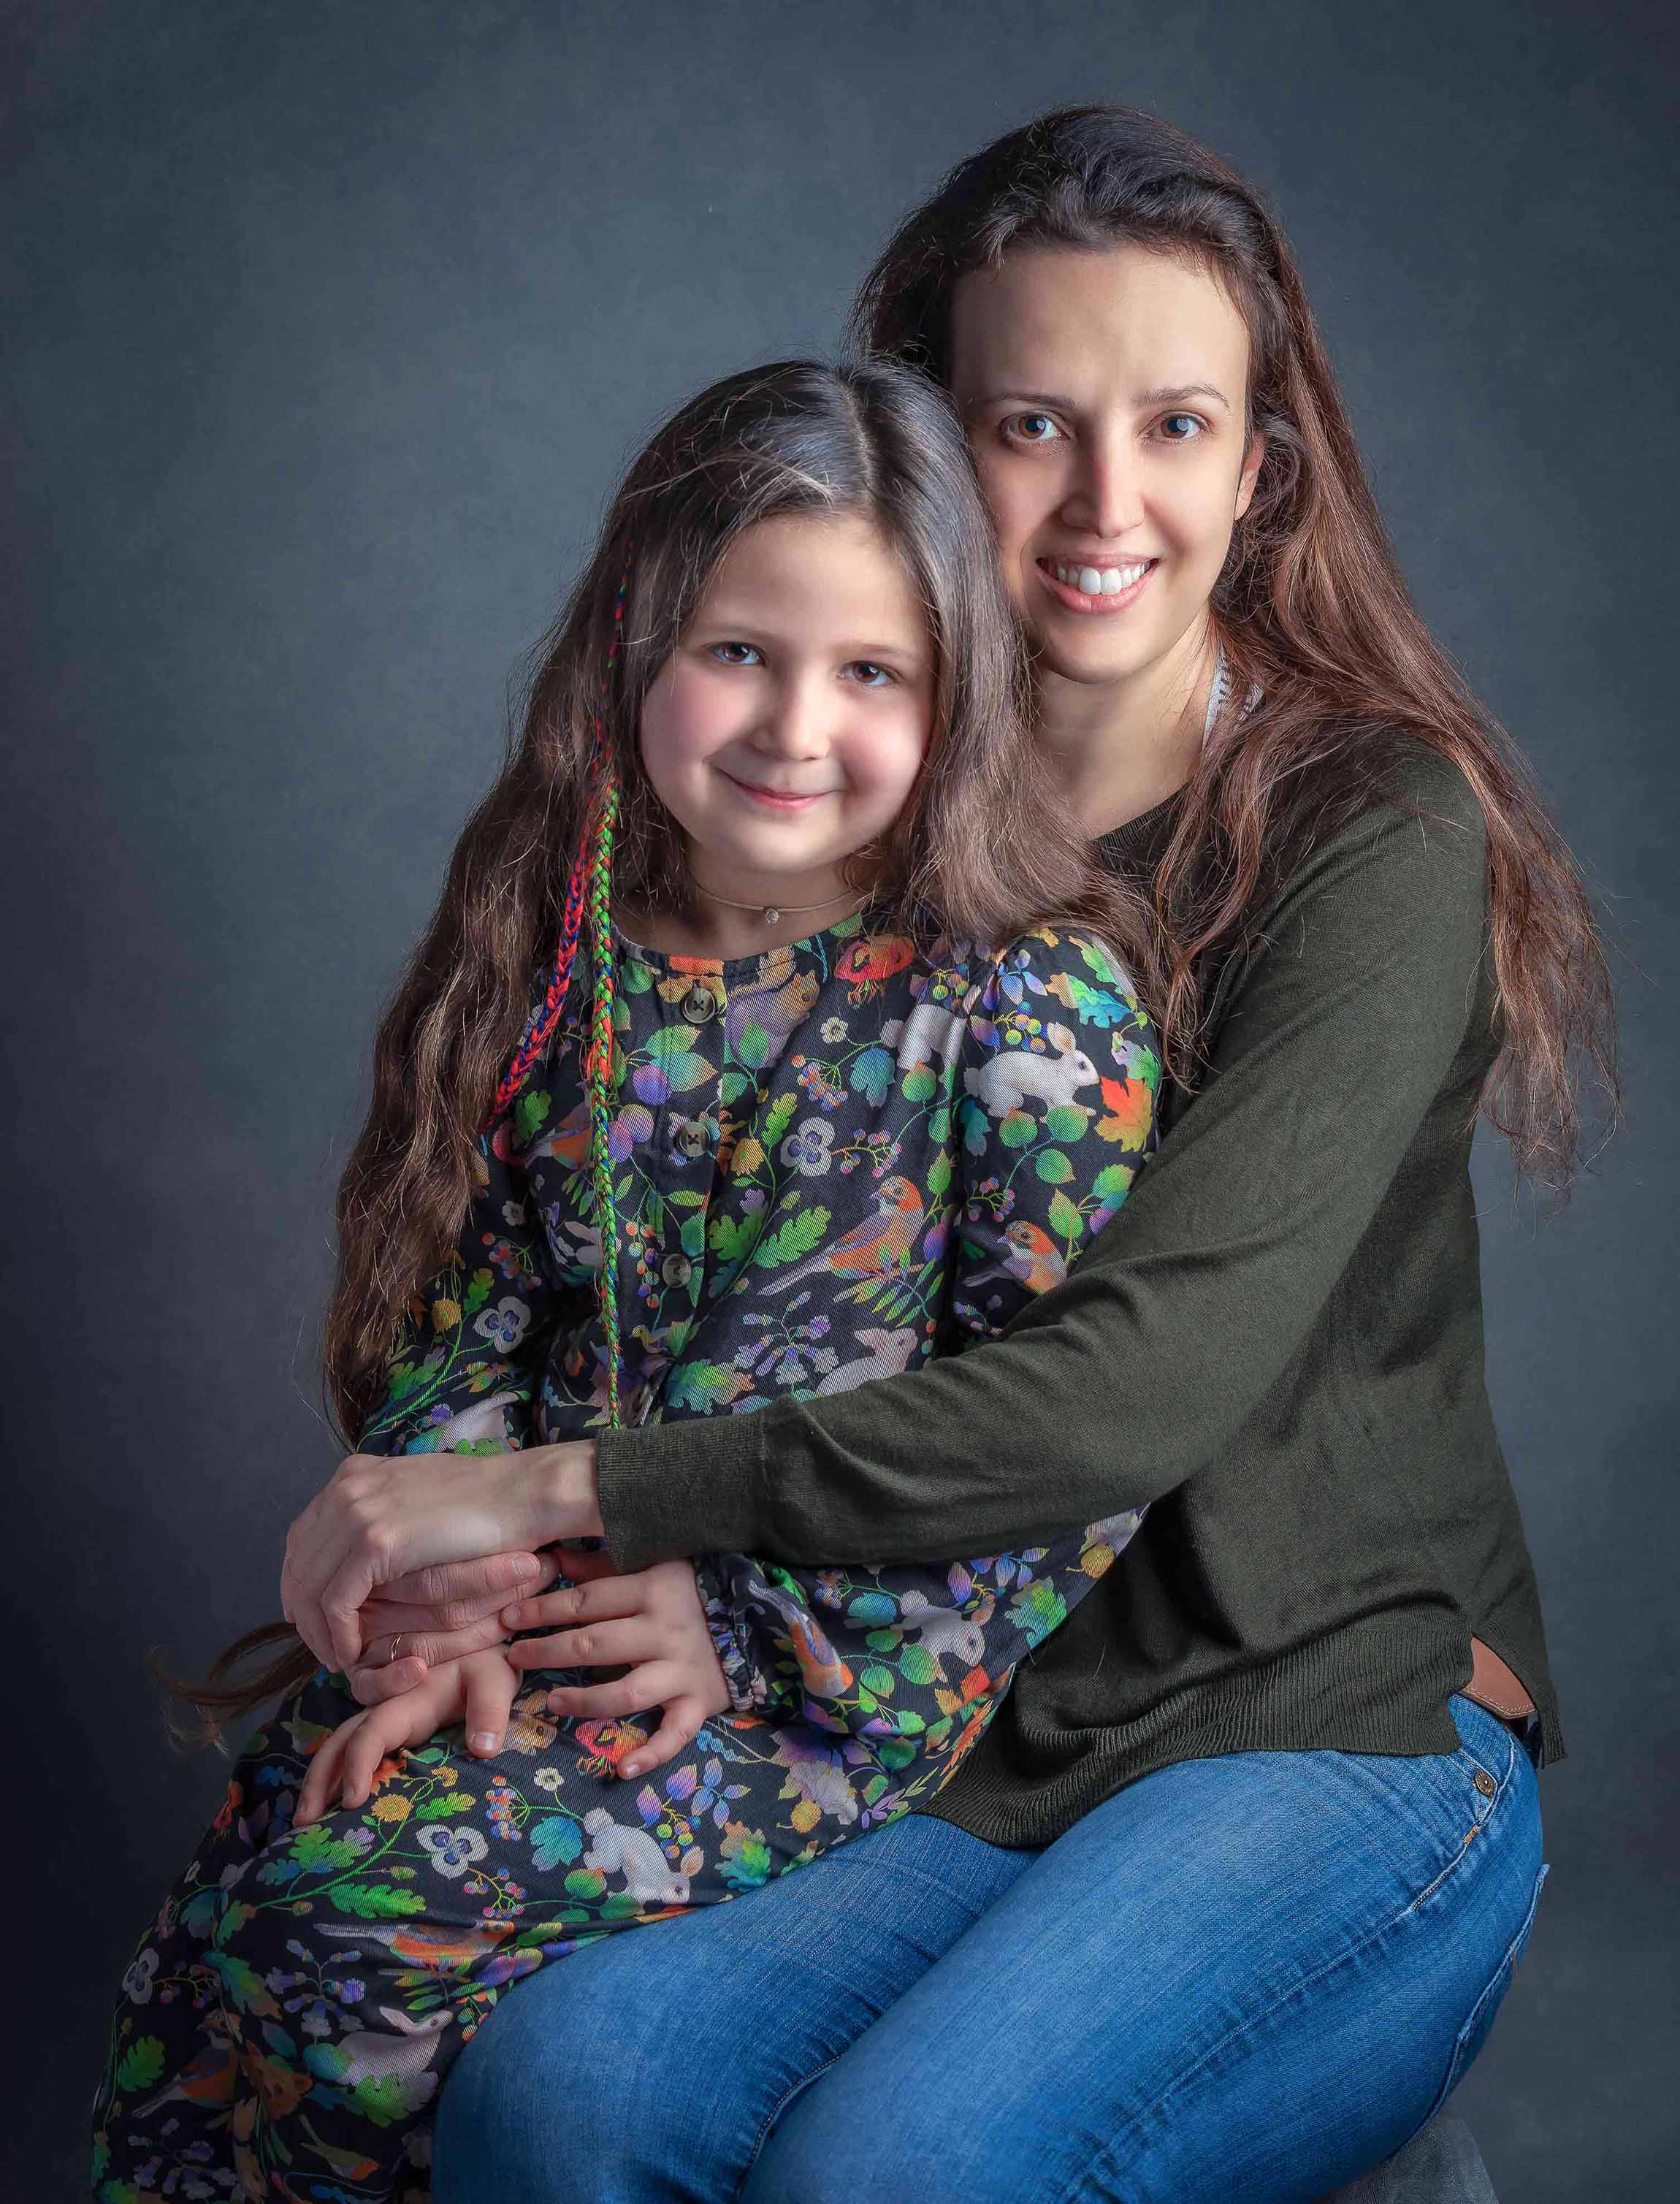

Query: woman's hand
<box><xmin>294</xmin><ymin>1648</ymin><xmax>519</xmax><ymax>1826</ymax></box>
<box><xmin>281</xmin><ymin>1442</ymin><xmax>600</xmax><ymax>1671</ymax></box>
<box><xmin>346</xmin><ymin>1550</ymin><xmax>559</xmax><ymax>1704</ymax></box>
<box><xmin>500</xmin><ymin>1547</ymin><xmax>732</xmax><ymax>1780</ymax></box>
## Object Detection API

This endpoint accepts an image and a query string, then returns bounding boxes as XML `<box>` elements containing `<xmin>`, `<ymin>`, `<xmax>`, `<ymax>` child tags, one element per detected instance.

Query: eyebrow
<box><xmin>969</xmin><ymin>382</ymin><xmax>1233</xmax><ymax>414</ymax></box>
<box><xmin>1138</xmin><ymin>383</ymin><xmax>1232</xmax><ymax>412</ymax></box>
<box><xmin>692</xmin><ymin>617</ymin><xmax>925</xmax><ymax>663</ymax></box>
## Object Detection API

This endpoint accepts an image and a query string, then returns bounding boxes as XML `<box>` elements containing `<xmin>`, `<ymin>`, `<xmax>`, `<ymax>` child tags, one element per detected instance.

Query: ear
<box><xmin>1234</xmin><ymin>431</ymin><xmax>1267</xmax><ymax>522</ymax></box>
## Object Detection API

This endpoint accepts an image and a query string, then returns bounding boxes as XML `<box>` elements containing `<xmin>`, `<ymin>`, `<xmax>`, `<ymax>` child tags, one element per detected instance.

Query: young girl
<box><xmin>93</xmin><ymin>359</ymin><xmax>1160</xmax><ymax>2203</ymax></box>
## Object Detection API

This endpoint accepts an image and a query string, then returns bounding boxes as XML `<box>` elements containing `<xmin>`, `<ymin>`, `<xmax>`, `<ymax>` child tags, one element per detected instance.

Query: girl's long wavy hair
<box><xmin>172</xmin><ymin>355</ymin><xmax>1143</xmax><ymax>1736</ymax></box>
<box><xmin>850</xmin><ymin>104</ymin><xmax>1618</xmax><ymax>1176</ymax></box>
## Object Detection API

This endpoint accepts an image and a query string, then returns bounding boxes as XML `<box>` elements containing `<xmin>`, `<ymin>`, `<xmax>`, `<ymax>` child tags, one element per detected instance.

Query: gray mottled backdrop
<box><xmin>6</xmin><ymin>1</ymin><xmax>1675</xmax><ymax>2195</ymax></box>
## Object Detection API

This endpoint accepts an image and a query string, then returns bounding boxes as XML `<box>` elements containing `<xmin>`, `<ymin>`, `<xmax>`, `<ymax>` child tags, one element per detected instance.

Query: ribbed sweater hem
<box><xmin>913</xmin><ymin>1612</ymin><xmax>1565</xmax><ymax>1852</ymax></box>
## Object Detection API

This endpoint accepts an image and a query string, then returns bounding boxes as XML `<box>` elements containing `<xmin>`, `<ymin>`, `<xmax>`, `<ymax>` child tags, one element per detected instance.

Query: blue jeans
<box><xmin>434</xmin><ymin>1695</ymin><xmax>1545</xmax><ymax>2204</ymax></box>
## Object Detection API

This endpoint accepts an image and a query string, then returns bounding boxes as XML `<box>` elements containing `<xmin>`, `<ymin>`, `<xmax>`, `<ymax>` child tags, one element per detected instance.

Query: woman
<box><xmin>284</xmin><ymin>107</ymin><xmax>1615</xmax><ymax>2203</ymax></box>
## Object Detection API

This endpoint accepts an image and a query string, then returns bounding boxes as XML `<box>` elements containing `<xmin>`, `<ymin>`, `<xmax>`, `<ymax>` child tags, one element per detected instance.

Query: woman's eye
<box><xmin>846</xmin><ymin>661</ymin><xmax>895</xmax><ymax>689</ymax></box>
<box><xmin>710</xmin><ymin>641</ymin><xmax>762</xmax><ymax>666</ymax></box>
<box><xmin>1158</xmin><ymin>413</ymin><xmax>1204</xmax><ymax>442</ymax></box>
<box><xmin>1006</xmin><ymin>411</ymin><xmax>1062</xmax><ymax>445</ymax></box>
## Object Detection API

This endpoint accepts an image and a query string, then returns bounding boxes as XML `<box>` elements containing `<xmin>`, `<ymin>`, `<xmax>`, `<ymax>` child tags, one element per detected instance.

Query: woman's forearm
<box><xmin>520</xmin><ymin>1440</ymin><xmax>605</xmax><ymax>1542</ymax></box>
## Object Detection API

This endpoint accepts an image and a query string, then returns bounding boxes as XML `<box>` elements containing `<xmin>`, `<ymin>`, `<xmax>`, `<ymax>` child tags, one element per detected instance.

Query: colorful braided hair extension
<box><xmin>484</xmin><ymin>549</ymin><xmax>630</xmax><ymax>1427</ymax></box>
<box><xmin>581</xmin><ymin>750</ymin><xmax>622</xmax><ymax>1427</ymax></box>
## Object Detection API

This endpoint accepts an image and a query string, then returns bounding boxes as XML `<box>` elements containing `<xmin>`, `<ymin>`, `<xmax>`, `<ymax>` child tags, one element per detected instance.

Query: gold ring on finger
<box><xmin>389</xmin><ymin>1634</ymin><xmax>405</xmax><ymax>1666</ymax></box>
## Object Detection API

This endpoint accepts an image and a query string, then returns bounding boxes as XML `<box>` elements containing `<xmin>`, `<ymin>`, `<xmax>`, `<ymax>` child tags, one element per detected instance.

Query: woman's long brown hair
<box><xmin>849</xmin><ymin>104</ymin><xmax>1619</xmax><ymax>1178</ymax></box>
<box><xmin>172</xmin><ymin>356</ymin><xmax>1148</xmax><ymax>1739</ymax></box>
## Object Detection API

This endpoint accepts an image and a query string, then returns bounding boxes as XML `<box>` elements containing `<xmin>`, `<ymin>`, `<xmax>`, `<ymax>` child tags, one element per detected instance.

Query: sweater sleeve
<box><xmin>357</xmin><ymin>1097</ymin><xmax>571</xmax><ymax>1459</ymax></box>
<box><xmin>687</xmin><ymin>929</ymin><xmax>1160</xmax><ymax>1722</ymax></box>
<box><xmin>595</xmin><ymin>755</ymin><xmax>1492</xmax><ymax>1571</ymax></box>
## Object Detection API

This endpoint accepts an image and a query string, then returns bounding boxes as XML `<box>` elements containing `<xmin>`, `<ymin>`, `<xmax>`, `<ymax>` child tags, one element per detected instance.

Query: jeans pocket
<box><xmin>1423</xmin><ymin>1859</ymin><xmax>1549</xmax><ymax>2123</ymax></box>
<box><xmin>1447</xmin><ymin>1692</ymin><xmax>1518</xmax><ymax>1796</ymax></box>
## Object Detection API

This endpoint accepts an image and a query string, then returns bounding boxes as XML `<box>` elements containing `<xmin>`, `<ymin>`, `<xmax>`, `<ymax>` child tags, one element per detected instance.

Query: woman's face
<box><xmin>950</xmin><ymin>243</ymin><xmax>1265</xmax><ymax>694</ymax></box>
<box><xmin>638</xmin><ymin>511</ymin><xmax>934</xmax><ymax>893</ymax></box>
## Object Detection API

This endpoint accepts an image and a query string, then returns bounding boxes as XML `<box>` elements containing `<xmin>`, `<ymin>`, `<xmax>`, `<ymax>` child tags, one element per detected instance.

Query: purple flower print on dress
<box><xmin>418</xmin><ymin>1825</ymin><xmax>489</xmax><ymax>1879</ymax></box>
<box><xmin>121</xmin><ymin>1950</ymin><xmax>158</xmax><ymax>2004</ymax></box>
<box><xmin>474</xmin><ymin>1297</ymin><xmax>532</xmax><ymax>1354</ymax></box>
<box><xmin>781</xmin><ymin>1118</ymin><xmax>836</xmax><ymax>1176</ymax></box>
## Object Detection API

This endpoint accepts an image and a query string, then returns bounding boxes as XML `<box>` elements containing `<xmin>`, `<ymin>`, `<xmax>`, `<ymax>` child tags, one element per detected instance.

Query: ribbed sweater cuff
<box><xmin>595</xmin><ymin>1414</ymin><xmax>768</xmax><ymax>1571</ymax></box>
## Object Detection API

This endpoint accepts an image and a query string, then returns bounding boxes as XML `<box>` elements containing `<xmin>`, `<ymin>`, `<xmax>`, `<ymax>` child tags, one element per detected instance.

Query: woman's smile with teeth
<box><xmin>1045</xmin><ymin>556</ymin><xmax>1156</xmax><ymax>596</ymax></box>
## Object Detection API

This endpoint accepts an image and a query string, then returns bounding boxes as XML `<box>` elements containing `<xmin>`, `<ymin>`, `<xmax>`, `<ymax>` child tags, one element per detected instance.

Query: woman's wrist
<box><xmin>512</xmin><ymin>1440</ymin><xmax>603</xmax><ymax>1547</ymax></box>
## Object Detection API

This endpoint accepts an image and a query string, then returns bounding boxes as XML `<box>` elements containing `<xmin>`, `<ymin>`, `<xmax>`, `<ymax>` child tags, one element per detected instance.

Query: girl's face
<box><xmin>639</xmin><ymin>511</ymin><xmax>934</xmax><ymax>894</ymax></box>
<box><xmin>950</xmin><ymin>243</ymin><xmax>1265</xmax><ymax>693</ymax></box>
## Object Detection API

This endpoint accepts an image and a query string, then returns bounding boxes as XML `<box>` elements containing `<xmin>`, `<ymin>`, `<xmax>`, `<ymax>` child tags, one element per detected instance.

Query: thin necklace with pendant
<box><xmin>691</xmin><ymin>882</ymin><xmax>862</xmax><ymax>928</ymax></box>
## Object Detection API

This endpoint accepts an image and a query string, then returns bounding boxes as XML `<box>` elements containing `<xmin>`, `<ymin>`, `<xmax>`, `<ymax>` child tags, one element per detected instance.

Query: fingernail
<box><xmin>620</xmin><ymin>1761</ymin><xmax>640</xmax><ymax>1777</ymax></box>
<box><xmin>471</xmin><ymin>1731</ymin><xmax>500</xmax><ymax>1755</ymax></box>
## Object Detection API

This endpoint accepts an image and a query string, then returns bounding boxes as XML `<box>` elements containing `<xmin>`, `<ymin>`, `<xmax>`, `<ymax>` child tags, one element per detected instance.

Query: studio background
<box><xmin>6</xmin><ymin>2</ymin><xmax>1675</xmax><ymax>2196</ymax></box>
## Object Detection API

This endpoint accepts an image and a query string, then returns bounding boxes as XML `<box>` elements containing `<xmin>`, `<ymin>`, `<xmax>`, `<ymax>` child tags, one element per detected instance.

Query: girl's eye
<box><xmin>846</xmin><ymin>661</ymin><xmax>895</xmax><ymax>689</ymax></box>
<box><xmin>1005</xmin><ymin>411</ymin><xmax>1063</xmax><ymax>446</ymax></box>
<box><xmin>709</xmin><ymin>641</ymin><xmax>763</xmax><ymax>666</ymax></box>
<box><xmin>1158</xmin><ymin>413</ymin><xmax>1204</xmax><ymax>442</ymax></box>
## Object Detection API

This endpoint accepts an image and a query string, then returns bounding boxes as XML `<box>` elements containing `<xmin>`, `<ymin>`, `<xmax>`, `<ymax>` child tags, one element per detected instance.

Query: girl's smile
<box><xmin>719</xmin><ymin>771</ymin><xmax>838</xmax><ymax>809</ymax></box>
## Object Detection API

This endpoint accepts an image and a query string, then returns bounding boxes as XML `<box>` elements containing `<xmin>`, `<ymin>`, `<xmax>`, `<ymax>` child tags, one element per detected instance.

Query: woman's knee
<box><xmin>433</xmin><ymin>1920</ymin><xmax>813</xmax><ymax>2204</ymax></box>
<box><xmin>434</xmin><ymin>1964</ymin><xmax>667</xmax><ymax>2204</ymax></box>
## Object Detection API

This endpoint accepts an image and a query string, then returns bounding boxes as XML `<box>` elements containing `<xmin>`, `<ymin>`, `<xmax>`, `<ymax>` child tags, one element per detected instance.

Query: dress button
<box><xmin>1472</xmin><ymin>1768</ymin><xmax>1497</xmax><ymax>1798</ymax></box>
<box><xmin>660</xmin><ymin>1253</ymin><xmax>694</xmax><ymax>1288</ymax></box>
<box><xmin>681</xmin><ymin>984</ymin><xmax>719</xmax><ymax>1024</ymax></box>
<box><xmin>673</xmin><ymin>1121</ymin><xmax>708</xmax><ymax>1159</ymax></box>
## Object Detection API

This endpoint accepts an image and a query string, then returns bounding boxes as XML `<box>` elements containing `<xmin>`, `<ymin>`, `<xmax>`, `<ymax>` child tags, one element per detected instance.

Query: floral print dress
<box><xmin>94</xmin><ymin>907</ymin><xmax>1160</xmax><ymax>2204</ymax></box>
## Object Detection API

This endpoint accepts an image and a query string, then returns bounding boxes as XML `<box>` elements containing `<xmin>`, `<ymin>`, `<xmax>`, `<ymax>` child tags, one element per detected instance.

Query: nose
<box><xmin>1059</xmin><ymin>430</ymin><xmax>1145</xmax><ymax>542</ymax></box>
<box><xmin>754</xmin><ymin>669</ymin><xmax>833</xmax><ymax>760</ymax></box>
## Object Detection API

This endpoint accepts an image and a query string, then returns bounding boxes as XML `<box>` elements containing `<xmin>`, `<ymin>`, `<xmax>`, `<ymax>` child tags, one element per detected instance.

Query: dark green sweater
<box><xmin>595</xmin><ymin>742</ymin><xmax>1562</xmax><ymax>1848</ymax></box>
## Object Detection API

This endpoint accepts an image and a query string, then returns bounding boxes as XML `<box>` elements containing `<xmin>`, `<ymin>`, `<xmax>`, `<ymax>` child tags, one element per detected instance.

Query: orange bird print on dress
<box><xmin>760</xmin><ymin>1175</ymin><xmax>925</xmax><ymax>1294</ymax></box>
<box><xmin>740</xmin><ymin>1577</ymin><xmax>858</xmax><ymax>1704</ymax></box>
<box><xmin>961</xmin><ymin>1219</ymin><xmax>1068</xmax><ymax>1298</ymax></box>
<box><xmin>514</xmin><ymin>1092</ymin><xmax>592</xmax><ymax>1171</ymax></box>
<box><xmin>316</xmin><ymin>1918</ymin><xmax>517</xmax><ymax>1970</ymax></box>
<box><xmin>131</xmin><ymin>2037</ymin><xmax>239</xmax><ymax>2121</ymax></box>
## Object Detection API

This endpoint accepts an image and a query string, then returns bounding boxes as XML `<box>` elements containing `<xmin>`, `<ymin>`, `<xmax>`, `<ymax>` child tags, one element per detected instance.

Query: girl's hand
<box><xmin>294</xmin><ymin>1649</ymin><xmax>519</xmax><ymax>1826</ymax></box>
<box><xmin>500</xmin><ymin>1549</ymin><xmax>732</xmax><ymax>1780</ymax></box>
<box><xmin>281</xmin><ymin>1442</ymin><xmax>600</xmax><ymax>1671</ymax></box>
